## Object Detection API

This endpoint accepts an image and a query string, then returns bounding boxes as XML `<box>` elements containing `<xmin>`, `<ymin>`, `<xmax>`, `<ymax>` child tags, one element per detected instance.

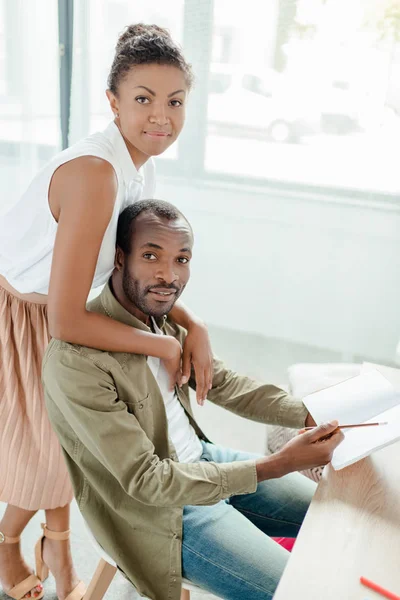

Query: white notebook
<box><xmin>303</xmin><ymin>367</ymin><xmax>400</xmax><ymax>470</ymax></box>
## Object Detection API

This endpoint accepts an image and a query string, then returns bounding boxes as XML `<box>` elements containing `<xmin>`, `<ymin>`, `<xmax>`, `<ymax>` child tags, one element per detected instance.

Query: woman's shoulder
<box><xmin>59</xmin><ymin>124</ymin><xmax>117</xmax><ymax>165</ymax></box>
<box><xmin>33</xmin><ymin>123</ymin><xmax>122</xmax><ymax>192</ymax></box>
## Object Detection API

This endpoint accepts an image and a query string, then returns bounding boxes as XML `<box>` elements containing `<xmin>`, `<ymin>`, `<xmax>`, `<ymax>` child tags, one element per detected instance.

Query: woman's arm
<box><xmin>47</xmin><ymin>157</ymin><xmax>181</xmax><ymax>368</ymax></box>
<box><xmin>169</xmin><ymin>301</ymin><xmax>213</xmax><ymax>404</ymax></box>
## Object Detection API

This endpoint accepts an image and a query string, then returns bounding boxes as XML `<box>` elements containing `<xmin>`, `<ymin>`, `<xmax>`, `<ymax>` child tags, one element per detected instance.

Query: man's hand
<box><xmin>256</xmin><ymin>421</ymin><xmax>344</xmax><ymax>482</ymax></box>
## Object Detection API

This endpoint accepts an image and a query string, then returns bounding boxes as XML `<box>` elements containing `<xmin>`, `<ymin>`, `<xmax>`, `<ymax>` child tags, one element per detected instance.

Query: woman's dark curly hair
<box><xmin>108</xmin><ymin>23</ymin><xmax>194</xmax><ymax>94</ymax></box>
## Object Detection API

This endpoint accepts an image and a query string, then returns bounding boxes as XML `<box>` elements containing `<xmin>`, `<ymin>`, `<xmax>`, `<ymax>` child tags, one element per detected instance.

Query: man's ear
<box><xmin>115</xmin><ymin>246</ymin><xmax>124</xmax><ymax>270</ymax></box>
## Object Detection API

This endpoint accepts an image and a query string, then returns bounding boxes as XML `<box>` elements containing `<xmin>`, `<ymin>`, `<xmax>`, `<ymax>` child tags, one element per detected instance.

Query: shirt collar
<box><xmin>103</xmin><ymin>121</ymin><xmax>144</xmax><ymax>189</ymax></box>
<box><xmin>99</xmin><ymin>280</ymin><xmax>167</xmax><ymax>333</ymax></box>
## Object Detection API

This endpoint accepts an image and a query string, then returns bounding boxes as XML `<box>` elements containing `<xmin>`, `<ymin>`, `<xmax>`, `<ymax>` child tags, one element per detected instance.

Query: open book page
<box><xmin>361</xmin><ymin>362</ymin><xmax>400</xmax><ymax>390</ymax></box>
<box><xmin>303</xmin><ymin>369</ymin><xmax>400</xmax><ymax>470</ymax></box>
<box><xmin>303</xmin><ymin>370</ymin><xmax>399</xmax><ymax>424</ymax></box>
<box><xmin>331</xmin><ymin>403</ymin><xmax>400</xmax><ymax>469</ymax></box>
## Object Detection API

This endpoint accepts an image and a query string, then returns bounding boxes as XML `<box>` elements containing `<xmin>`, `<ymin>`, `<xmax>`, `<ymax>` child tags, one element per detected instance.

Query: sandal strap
<box><xmin>65</xmin><ymin>580</ymin><xmax>86</xmax><ymax>600</ymax></box>
<box><xmin>40</xmin><ymin>522</ymin><xmax>70</xmax><ymax>541</ymax></box>
<box><xmin>0</xmin><ymin>530</ymin><xmax>20</xmax><ymax>544</ymax></box>
<box><xmin>8</xmin><ymin>574</ymin><xmax>42</xmax><ymax>600</ymax></box>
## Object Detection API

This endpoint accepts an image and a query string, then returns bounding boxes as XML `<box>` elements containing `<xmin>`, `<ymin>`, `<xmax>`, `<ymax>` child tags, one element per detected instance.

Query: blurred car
<box><xmin>317</xmin><ymin>79</ymin><xmax>362</xmax><ymax>135</ymax></box>
<box><xmin>207</xmin><ymin>65</ymin><xmax>363</xmax><ymax>143</ymax></box>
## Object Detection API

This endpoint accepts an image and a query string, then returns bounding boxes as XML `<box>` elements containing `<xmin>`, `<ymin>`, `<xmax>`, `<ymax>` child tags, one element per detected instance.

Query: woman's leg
<box><xmin>42</xmin><ymin>503</ymin><xmax>81</xmax><ymax>600</ymax></box>
<box><xmin>0</xmin><ymin>283</ymin><xmax>78</xmax><ymax>599</ymax></box>
<box><xmin>0</xmin><ymin>504</ymin><xmax>43</xmax><ymax>598</ymax></box>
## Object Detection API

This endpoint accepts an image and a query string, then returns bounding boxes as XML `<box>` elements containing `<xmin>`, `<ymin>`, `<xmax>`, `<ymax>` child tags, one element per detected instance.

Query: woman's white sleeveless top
<box><xmin>0</xmin><ymin>121</ymin><xmax>155</xmax><ymax>294</ymax></box>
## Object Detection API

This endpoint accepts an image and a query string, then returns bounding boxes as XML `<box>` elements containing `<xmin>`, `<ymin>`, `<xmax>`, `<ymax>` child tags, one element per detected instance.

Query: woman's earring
<box><xmin>115</xmin><ymin>112</ymin><xmax>119</xmax><ymax>118</ymax></box>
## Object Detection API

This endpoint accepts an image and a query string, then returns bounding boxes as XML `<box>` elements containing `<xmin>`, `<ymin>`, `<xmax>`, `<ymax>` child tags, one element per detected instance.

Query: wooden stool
<box><xmin>83</xmin><ymin>558</ymin><xmax>201</xmax><ymax>600</ymax></box>
<box><xmin>82</xmin><ymin>520</ymin><xmax>217</xmax><ymax>600</ymax></box>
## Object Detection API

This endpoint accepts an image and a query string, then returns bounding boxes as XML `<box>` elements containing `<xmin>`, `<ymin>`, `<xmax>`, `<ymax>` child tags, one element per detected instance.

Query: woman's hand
<box><xmin>182</xmin><ymin>322</ymin><xmax>213</xmax><ymax>405</ymax></box>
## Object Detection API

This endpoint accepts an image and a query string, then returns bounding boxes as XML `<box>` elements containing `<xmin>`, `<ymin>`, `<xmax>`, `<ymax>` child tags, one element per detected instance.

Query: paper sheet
<box><xmin>303</xmin><ymin>369</ymin><xmax>400</xmax><ymax>470</ymax></box>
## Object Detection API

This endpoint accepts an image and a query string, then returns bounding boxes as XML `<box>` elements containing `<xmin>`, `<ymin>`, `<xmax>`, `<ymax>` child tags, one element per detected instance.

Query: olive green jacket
<box><xmin>42</xmin><ymin>282</ymin><xmax>308</xmax><ymax>600</ymax></box>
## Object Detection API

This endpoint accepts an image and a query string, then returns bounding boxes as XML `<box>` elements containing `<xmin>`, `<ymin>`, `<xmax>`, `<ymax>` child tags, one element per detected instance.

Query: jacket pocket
<box><xmin>125</xmin><ymin>392</ymin><xmax>150</xmax><ymax>413</ymax></box>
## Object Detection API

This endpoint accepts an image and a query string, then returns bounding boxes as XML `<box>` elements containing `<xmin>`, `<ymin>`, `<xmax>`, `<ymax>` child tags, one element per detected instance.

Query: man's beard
<box><xmin>122</xmin><ymin>267</ymin><xmax>182</xmax><ymax>317</ymax></box>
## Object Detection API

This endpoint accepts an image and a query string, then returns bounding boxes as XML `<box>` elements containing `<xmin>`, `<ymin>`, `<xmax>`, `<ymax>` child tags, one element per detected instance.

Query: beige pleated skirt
<box><xmin>0</xmin><ymin>276</ymin><xmax>73</xmax><ymax>510</ymax></box>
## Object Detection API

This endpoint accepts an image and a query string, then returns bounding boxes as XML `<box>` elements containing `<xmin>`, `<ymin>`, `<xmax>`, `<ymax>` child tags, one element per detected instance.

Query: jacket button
<box><xmin>139</xmin><ymin>404</ymin><xmax>144</xmax><ymax>409</ymax></box>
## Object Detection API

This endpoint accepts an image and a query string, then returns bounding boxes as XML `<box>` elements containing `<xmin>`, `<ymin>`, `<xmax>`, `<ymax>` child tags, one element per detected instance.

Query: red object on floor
<box><xmin>272</xmin><ymin>537</ymin><xmax>295</xmax><ymax>551</ymax></box>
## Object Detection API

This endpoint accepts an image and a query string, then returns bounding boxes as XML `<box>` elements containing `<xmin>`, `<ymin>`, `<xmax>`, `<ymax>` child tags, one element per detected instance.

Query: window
<box><xmin>2</xmin><ymin>0</ymin><xmax>399</xmax><ymax>208</ymax></box>
<box><xmin>204</xmin><ymin>0</ymin><xmax>400</xmax><ymax>194</ymax></box>
<box><xmin>66</xmin><ymin>0</ymin><xmax>400</xmax><ymax>197</ymax></box>
<box><xmin>0</xmin><ymin>0</ymin><xmax>60</xmax><ymax>212</ymax></box>
<box><xmin>208</xmin><ymin>72</ymin><xmax>232</xmax><ymax>95</ymax></box>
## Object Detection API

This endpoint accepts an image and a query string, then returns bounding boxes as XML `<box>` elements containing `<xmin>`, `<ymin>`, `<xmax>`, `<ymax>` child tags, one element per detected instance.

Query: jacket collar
<box><xmin>99</xmin><ymin>280</ymin><xmax>167</xmax><ymax>333</ymax></box>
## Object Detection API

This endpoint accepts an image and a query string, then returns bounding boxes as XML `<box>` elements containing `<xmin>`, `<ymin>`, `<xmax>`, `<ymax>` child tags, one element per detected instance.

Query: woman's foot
<box><xmin>41</xmin><ymin>537</ymin><xmax>80</xmax><ymax>600</ymax></box>
<box><xmin>0</xmin><ymin>541</ymin><xmax>43</xmax><ymax>599</ymax></box>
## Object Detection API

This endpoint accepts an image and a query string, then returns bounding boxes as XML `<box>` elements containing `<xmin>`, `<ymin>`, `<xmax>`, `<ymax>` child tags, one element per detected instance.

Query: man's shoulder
<box><xmin>47</xmin><ymin>293</ymin><xmax>113</xmax><ymax>366</ymax></box>
<box><xmin>163</xmin><ymin>318</ymin><xmax>186</xmax><ymax>344</ymax></box>
<box><xmin>43</xmin><ymin>337</ymin><xmax>116</xmax><ymax>374</ymax></box>
<box><xmin>87</xmin><ymin>293</ymin><xmax>103</xmax><ymax>314</ymax></box>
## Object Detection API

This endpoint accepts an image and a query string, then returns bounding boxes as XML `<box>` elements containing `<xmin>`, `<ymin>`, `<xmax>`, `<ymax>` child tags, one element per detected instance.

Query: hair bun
<box><xmin>108</xmin><ymin>22</ymin><xmax>193</xmax><ymax>94</ymax></box>
<box><xmin>116</xmin><ymin>23</ymin><xmax>171</xmax><ymax>50</ymax></box>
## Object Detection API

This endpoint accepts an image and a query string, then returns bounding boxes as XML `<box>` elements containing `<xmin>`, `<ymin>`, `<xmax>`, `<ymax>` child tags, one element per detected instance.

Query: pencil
<box><xmin>360</xmin><ymin>576</ymin><xmax>400</xmax><ymax>600</ymax></box>
<box><xmin>304</xmin><ymin>422</ymin><xmax>388</xmax><ymax>431</ymax></box>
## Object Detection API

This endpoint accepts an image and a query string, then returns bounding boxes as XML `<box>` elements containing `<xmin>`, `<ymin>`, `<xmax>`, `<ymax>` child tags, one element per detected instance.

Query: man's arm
<box><xmin>191</xmin><ymin>356</ymin><xmax>309</xmax><ymax>429</ymax></box>
<box><xmin>44</xmin><ymin>347</ymin><xmax>342</xmax><ymax>498</ymax></box>
<box><xmin>43</xmin><ymin>347</ymin><xmax>258</xmax><ymax>508</ymax></box>
<box><xmin>257</xmin><ymin>421</ymin><xmax>343</xmax><ymax>480</ymax></box>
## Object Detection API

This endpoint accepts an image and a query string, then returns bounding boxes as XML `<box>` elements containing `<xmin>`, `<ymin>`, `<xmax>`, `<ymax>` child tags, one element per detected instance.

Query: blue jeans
<box><xmin>182</xmin><ymin>442</ymin><xmax>316</xmax><ymax>600</ymax></box>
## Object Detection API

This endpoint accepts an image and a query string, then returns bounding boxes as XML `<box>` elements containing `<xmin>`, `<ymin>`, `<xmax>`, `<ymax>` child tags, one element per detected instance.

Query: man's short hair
<box><xmin>116</xmin><ymin>199</ymin><xmax>190</xmax><ymax>255</ymax></box>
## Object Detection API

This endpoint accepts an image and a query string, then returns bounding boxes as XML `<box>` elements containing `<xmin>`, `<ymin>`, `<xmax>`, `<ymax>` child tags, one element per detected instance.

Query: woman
<box><xmin>0</xmin><ymin>24</ymin><xmax>212</xmax><ymax>600</ymax></box>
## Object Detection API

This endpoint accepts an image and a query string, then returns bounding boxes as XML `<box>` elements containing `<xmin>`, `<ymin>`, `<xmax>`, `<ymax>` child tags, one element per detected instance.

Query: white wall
<box><xmin>157</xmin><ymin>176</ymin><xmax>400</xmax><ymax>364</ymax></box>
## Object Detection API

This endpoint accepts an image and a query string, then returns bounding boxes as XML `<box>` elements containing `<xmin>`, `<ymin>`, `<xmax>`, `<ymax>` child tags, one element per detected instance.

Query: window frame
<box><xmin>58</xmin><ymin>0</ymin><xmax>74</xmax><ymax>149</ymax></box>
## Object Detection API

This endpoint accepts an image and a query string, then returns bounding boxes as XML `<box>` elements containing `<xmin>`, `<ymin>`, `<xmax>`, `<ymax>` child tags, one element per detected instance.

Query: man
<box><xmin>43</xmin><ymin>200</ymin><xmax>343</xmax><ymax>600</ymax></box>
